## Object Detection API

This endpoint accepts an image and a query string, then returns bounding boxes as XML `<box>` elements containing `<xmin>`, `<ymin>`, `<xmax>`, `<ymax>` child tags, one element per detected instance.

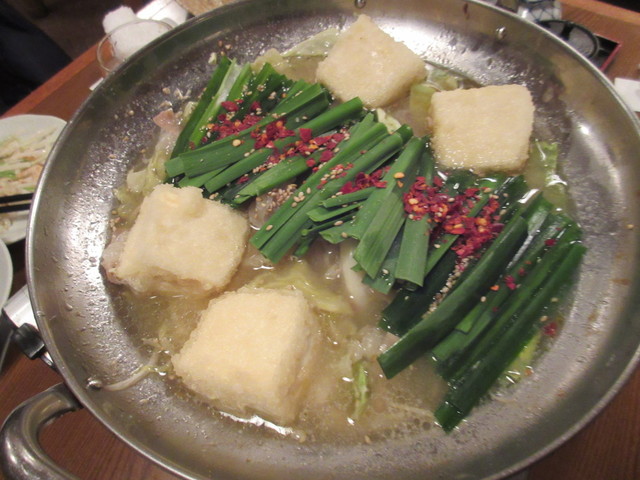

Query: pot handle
<box><xmin>0</xmin><ymin>383</ymin><xmax>82</xmax><ymax>480</ymax></box>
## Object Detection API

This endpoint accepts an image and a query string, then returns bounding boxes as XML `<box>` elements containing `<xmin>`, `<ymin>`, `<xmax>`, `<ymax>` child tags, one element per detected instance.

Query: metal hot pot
<box><xmin>1</xmin><ymin>0</ymin><xmax>640</xmax><ymax>478</ymax></box>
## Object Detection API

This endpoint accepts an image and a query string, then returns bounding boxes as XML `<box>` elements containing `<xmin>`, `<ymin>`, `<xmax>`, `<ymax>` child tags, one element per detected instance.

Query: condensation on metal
<box><xmin>354</xmin><ymin>0</ymin><xmax>366</xmax><ymax>9</ymax></box>
<box><xmin>86</xmin><ymin>377</ymin><xmax>103</xmax><ymax>390</ymax></box>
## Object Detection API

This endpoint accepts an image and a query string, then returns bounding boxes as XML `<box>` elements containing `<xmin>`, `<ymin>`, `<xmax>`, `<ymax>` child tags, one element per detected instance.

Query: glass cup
<box><xmin>97</xmin><ymin>19</ymin><xmax>173</xmax><ymax>76</ymax></box>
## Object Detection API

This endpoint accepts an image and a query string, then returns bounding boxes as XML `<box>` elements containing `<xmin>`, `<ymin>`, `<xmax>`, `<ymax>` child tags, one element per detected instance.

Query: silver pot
<box><xmin>2</xmin><ymin>0</ymin><xmax>640</xmax><ymax>478</ymax></box>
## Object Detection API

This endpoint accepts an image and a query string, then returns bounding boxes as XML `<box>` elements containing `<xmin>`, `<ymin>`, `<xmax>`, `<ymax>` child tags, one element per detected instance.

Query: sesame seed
<box><xmin>627</xmin><ymin>224</ymin><xmax>635</xmax><ymax>230</ymax></box>
<box><xmin>232</xmin><ymin>139</ymin><xmax>242</xmax><ymax>147</ymax></box>
<box><xmin>292</xmin><ymin>202</ymin><xmax>298</xmax><ymax>207</ymax></box>
<box><xmin>334</xmin><ymin>220</ymin><xmax>344</xmax><ymax>226</ymax></box>
<box><xmin>393</xmin><ymin>172</ymin><xmax>405</xmax><ymax>179</ymax></box>
<box><xmin>341</xmin><ymin>232</ymin><xmax>349</xmax><ymax>238</ymax></box>
<box><xmin>266</xmin><ymin>225</ymin><xmax>273</xmax><ymax>231</ymax></box>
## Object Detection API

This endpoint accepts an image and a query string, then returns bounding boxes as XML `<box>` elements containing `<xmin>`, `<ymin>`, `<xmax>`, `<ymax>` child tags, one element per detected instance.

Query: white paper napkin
<box><xmin>614</xmin><ymin>77</ymin><xmax>640</xmax><ymax>113</ymax></box>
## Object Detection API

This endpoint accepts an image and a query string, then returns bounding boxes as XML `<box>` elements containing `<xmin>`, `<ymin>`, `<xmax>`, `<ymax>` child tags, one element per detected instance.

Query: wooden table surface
<box><xmin>1</xmin><ymin>0</ymin><xmax>640</xmax><ymax>478</ymax></box>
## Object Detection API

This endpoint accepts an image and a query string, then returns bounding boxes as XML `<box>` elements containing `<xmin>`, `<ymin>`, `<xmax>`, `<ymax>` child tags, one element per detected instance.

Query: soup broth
<box><xmin>103</xmin><ymin>30</ymin><xmax>575</xmax><ymax>441</ymax></box>
<box><xmin>112</xmin><ymin>239</ymin><xmax>448</xmax><ymax>443</ymax></box>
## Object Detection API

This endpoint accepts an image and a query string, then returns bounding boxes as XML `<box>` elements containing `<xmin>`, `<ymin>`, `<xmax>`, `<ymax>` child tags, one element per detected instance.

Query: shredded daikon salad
<box><xmin>0</xmin><ymin>127</ymin><xmax>59</xmax><ymax>230</ymax></box>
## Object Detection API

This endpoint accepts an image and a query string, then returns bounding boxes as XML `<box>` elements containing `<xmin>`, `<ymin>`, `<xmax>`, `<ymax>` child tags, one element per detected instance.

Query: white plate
<box><xmin>0</xmin><ymin>241</ymin><xmax>12</xmax><ymax>307</ymax></box>
<box><xmin>0</xmin><ymin>114</ymin><xmax>67</xmax><ymax>244</ymax></box>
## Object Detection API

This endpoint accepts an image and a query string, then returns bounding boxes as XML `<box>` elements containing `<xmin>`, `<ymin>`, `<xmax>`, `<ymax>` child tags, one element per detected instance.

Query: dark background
<box><xmin>5</xmin><ymin>0</ymin><xmax>147</xmax><ymax>58</ymax></box>
<box><xmin>604</xmin><ymin>0</ymin><xmax>639</xmax><ymax>11</ymax></box>
<box><xmin>0</xmin><ymin>0</ymin><xmax>638</xmax><ymax>113</ymax></box>
<box><xmin>0</xmin><ymin>0</ymin><xmax>145</xmax><ymax>112</ymax></box>
<box><xmin>4</xmin><ymin>0</ymin><xmax>639</xmax><ymax>61</ymax></box>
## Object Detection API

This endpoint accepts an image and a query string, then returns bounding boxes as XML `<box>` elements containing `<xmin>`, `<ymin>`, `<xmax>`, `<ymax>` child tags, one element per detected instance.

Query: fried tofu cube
<box><xmin>430</xmin><ymin>84</ymin><xmax>535</xmax><ymax>173</ymax></box>
<box><xmin>111</xmin><ymin>184</ymin><xmax>249</xmax><ymax>296</ymax></box>
<box><xmin>316</xmin><ymin>15</ymin><xmax>425</xmax><ymax>108</ymax></box>
<box><xmin>172</xmin><ymin>288</ymin><xmax>320</xmax><ymax>425</ymax></box>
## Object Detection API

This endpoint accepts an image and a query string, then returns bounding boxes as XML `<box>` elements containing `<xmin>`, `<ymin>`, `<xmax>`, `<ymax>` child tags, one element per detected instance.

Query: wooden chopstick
<box><xmin>0</xmin><ymin>192</ymin><xmax>33</xmax><ymax>214</ymax></box>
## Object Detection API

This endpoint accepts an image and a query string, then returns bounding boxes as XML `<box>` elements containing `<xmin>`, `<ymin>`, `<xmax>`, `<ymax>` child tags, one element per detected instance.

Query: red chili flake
<box><xmin>403</xmin><ymin>176</ymin><xmax>446</xmax><ymax>221</ymax></box>
<box><xmin>518</xmin><ymin>267</ymin><xmax>527</xmax><ymax>277</ymax></box>
<box><xmin>202</xmin><ymin>99</ymin><xmax>264</xmax><ymax>144</ymax></box>
<box><xmin>237</xmin><ymin>174</ymin><xmax>250</xmax><ymax>184</ymax></box>
<box><xmin>253</xmin><ymin>124</ymin><xmax>346</xmax><ymax>174</ymax></box>
<box><xmin>339</xmin><ymin>168</ymin><xmax>387</xmax><ymax>194</ymax></box>
<box><xmin>221</xmin><ymin>100</ymin><xmax>239</xmax><ymax>112</ymax></box>
<box><xmin>299</xmin><ymin>128</ymin><xmax>313</xmax><ymax>143</ymax></box>
<box><xmin>504</xmin><ymin>275</ymin><xmax>517</xmax><ymax>290</ymax></box>
<box><xmin>445</xmin><ymin>223</ymin><xmax>466</xmax><ymax>235</ymax></box>
<box><xmin>545</xmin><ymin>238</ymin><xmax>557</xmax><ymax>247</ymax></box>
<box><xmin>252</xmin><ymin>119</ymin><xmax>295</xmax><ymax>150</ymax></box>
<box><xmin>319</xmin><ymin>150</ymin><xmax>334</xmax><ymax>163</ymax></box>
<box><xmin>445</xmin><ymin>196</ymin><xmax>501</xmax><ymax>259</ymax></box>
<box><xmin>490</xmin><ymin>285</ymin><xmax>500</xmax><ymax>291</ymax></box>
<box><xmin>542</xmin><ymin>321</ymin><xmax>558</xmax><ymax>337</ymax></box>
<box><xmin>314</xmin><ymin>136</ymin><xmax>330</xmax><ymax>146</ymax></box>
